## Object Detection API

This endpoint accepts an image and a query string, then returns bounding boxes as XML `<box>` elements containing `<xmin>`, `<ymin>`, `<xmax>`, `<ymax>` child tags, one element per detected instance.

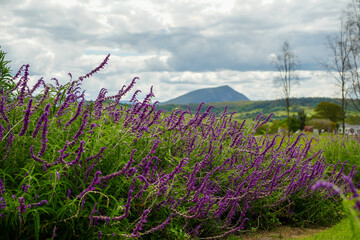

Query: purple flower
<box><xmin>99</xmin><ymin>149</ymin><xmax>136</xmax><ymax>183</ymax></box>
<box><xmin>16</xmin><ymin>64</ymin><xmax>30</xmax><ymax>105</ymax></box>
<box><xmin>28</xmin><ymin>199</ymin><xmax>48</xmax><ymax>208</ymax></box>
<box><xmin>29</xmin><ymin>77</ymin><xmax>45</xmax><ymax>95</ymax></box>
<box><xmin>21</xmin><ymin>184</ymin><xmax>31</xmax><ymax>193</ymax></box>
<box><xmin>33</xmin><ymin>103</ymin><xmax>51</xmax><ymax>139</ymax></box>
<box><xmin>311</xmin><ymin>181</ymin><xmax>342</xmax><ymax>195</ymax></box>
<box><xmin>0</xmin><ymin>122</ymin><xmax>6</xmax><ymax>141</ymax></box>
<box><xmin>70</xmin><ymin>113</ymin><xmax>89</xmax><ymax>145</ymax></box>
<box><xmin>19</xmin><ymin>99</ymin><xmax>33</xmax><ymax>136</ymax></box>
<box><xmin>67</xmin><ymin>140</ymin><xmax>85</xmax><ymax>166</ymax></box>
<box><xmin>112</xmin><ymin>189</ymin><xmax>133</xmax><ymax>221</ymax></box>
<box><xmin>67</xmin><ymin>189</ymin><xmax>72</xmax><ymax>199</ymax></box>
<box><xmin>52</xmin><ymin>226</ymin><xmax>57</xmax><ymax>239</ymax></box>
<box><xmin>78</xmin><ymin>54</ymin><xmax>110</xmax><ymax>82</ymax></box>
<box><xmin>0</xmin><ymin>197</ymin><xmax>6</xmax><ymax>209</ymax></box>
<box><xmin>77</xmin><ymin>170</ymin><xmax>102</xmax><ymax>199</ymax></box>
<box><xmin>131</xmin><ymin>209</ymin><xmax>150</xmax><ymax>237</ymax></box>
<box><xmin>63</xmin><ymin>99</ymin><xmax>85</xmax><ymax>129</ymax></box>
<box><xmin>18</xmin><ymin>197</ymin><xmax>27</xmax><ymax>214</ymax></box>
<box><xmin>0</xmin><ymin>178</ymin><xmax>5</xmax><ymax>195</ymax></box>
<box><xmin>0</xmin><ymin>97</ymin><xmax>9</xmax><ymax>124</ymax></box>
<box><xmin>143</xmin><ymin>213</ymin><xmax>174</xmax><ymax>235</ymax></box>
<box><xmin>37</xmin><ymin>116</ymin><xmax>49</xmax><ymax>157</ymax></box>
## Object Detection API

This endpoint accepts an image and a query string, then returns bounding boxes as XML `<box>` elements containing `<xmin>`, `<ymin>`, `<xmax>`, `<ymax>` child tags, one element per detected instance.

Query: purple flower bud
<box><xmin>0</xmin><ymin>178</ymin><xmax>5</xmax><ymax>195</ymax></box>
<box><xmin>52</xmin><ymin>226</ymin><xmax>57</xmax><ymax>239</ymax></box>
<box><xmin>18</xmin><ymin>197</ymin><xmax>27</xmax><ymax>214</ymax></box>
<box><xmin>67</xmin><ymin>189</ymin><xmax>72</xmax><ymax>199</ymax></box>
<box><xmin>19</xmin><ymin>99</ymin><xmax>33</xmax><ymax>136</ymax></box>
<box><xmin>131</xmin><ymin>209</ymin><xmax>150</xmax><ymax>237</ymax></box>
<box><xmin>77</xmin><ymin>170</ymin><xmax>102</xmax><ymax>199</ymax></box>
<box><xmin>0</xmin><ymin>197</ymin><xmax>6</xmax><ymax>209</ymax></box>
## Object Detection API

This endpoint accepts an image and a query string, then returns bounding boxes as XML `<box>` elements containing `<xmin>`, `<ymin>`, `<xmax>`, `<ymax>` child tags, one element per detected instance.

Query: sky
<box><xmin>0</xmin><ymin>0</ymin><xmax>350</xmax><ymax>102</ymax></box>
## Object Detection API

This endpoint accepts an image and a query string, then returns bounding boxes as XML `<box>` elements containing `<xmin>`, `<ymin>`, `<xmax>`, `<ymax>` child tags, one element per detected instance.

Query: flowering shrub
<box><xmin>0</xmin><ymin>55</ymin><xmax>357</xmax><ymax>239</ymax></box>
<box><xmin>312</xmin><ymin>176</ymin><xmax>360</xmax><ymax>239</ymax></box>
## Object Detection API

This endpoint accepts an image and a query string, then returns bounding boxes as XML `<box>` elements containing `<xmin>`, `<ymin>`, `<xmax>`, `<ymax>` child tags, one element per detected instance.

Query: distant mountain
<box><xmin>163</xmin><ymin>85</ymin><xmax>249</xmax><ymax>104</ymax></box>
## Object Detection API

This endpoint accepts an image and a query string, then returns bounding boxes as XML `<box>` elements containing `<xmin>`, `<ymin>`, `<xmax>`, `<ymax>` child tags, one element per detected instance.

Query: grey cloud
<box><xmin>0</xmin><ymin>0</ymin><xmax>350</xmax><ymax>100</ymax></box>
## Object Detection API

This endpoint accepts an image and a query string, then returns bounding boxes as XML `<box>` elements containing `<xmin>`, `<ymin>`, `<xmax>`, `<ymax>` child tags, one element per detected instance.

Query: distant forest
<box><xmin>157</xmin><ymin>97</ymin><xmax>359</xmax><ymax>121</ymax></box>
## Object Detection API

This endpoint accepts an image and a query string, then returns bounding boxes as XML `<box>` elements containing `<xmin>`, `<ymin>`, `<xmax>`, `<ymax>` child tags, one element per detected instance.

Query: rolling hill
<box><xmin>163</xmin><ymin>85</ymin><xmax>249</xmax><ymax>104</ymax></box>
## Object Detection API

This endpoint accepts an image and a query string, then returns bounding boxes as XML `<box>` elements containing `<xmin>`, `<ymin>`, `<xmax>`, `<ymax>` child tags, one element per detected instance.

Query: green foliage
<box><xmin>269</xmin><ymin>119</ymin><xmax>281</xmax><ymax>134</ymax></box>
<box><xmin>309</xmin><ymin>118</ymin><xmax>336</xmax><ymax>133</ymax></box>
<box><xmin>314</xmin><ymin>101</ymin><xmax>342</xmax><ymax>122</ymax></box>
<box><xmin>0</xmin><ymin>46</ymin><xmax>14</xmax><ymax>92</ymax></box>
<box><xmin>318</xmin><ymin>134</ymin><xmax>360</xmax><ymax>182</ymax></box>
<box><xmin>297</xmin><ymin>218</ymin><xmax>353</xmax><ymax>240</ymax></box>
<box><xmin>297</xmin><ymin>110</ymin><xmax>307</xmax><ymax>131</ymax></box>
<box><xmin>346</xmin><ymin>115</ymin><xmax>360</xmax><ymax>125</ymax></box>
<box><xmin>0</xmin><ymin>57</ymin><xmax>359</xmax><ymax>239</ymax></box>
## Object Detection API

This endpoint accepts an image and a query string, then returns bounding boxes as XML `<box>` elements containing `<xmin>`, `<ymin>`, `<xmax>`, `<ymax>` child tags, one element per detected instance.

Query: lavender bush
<box><xmin>312</xmin><ymin>176</ymin><xmax>360</xmax><ymax>239</ymax></box>
<box><xmin>0</xmin><ymin>55</ymin><xmax>357</xmax><ymax>239</ymax></box>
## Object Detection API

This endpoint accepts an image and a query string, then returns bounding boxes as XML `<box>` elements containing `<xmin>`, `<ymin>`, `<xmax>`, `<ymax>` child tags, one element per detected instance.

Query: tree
<box><xmin>314</xmin><ymin>101</ymin><xmax>342</xmax><ymax>122</ymax></box>
<box><xmin>321</xmin><ymin>18</ymin><xmax>352</xmax><ymax>135</ymax></box>
<box><xmin>344</xmin><ymin>0</ymin><xmax>360</xmax><ymax>114</ymax></box>
<box><xmin>0</xmin><ymin>46</ymin><xmax>14</xmax><ymax>92</ymax></box>
<box><xmin>297</xmin><ymin>110</ymin><xmax>306</xmax><ymax>131</ymax></box>
<box><xmin>309</xmin><ymin>119</ymin><xmax>336</xmax><ymax>133</ymax></box>
<box><xmin>272</xmin><ymin>41</ymin><xmax>300</xmax><ymax>138</ymax></box>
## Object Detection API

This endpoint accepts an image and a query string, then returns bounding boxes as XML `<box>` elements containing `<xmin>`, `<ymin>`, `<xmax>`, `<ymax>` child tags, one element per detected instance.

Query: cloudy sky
<box><xmin>0</xmin><ymin>0</ymin><xmax>350</xmax><ymax>102</ymax></box>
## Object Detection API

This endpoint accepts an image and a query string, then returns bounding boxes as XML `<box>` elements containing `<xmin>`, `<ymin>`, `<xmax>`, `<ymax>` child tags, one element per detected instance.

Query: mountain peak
<box><xmin>163</xmin><ymin>85</ymin><xmax>249</xmax><ymax>104</ymax></box>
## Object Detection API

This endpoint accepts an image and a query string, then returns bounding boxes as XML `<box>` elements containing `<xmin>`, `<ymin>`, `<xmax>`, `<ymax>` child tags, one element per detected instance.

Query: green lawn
<box><xmin>296</xmin><ymin>218</ymin><xmax>354</xmax><ymax>240</ymax></box>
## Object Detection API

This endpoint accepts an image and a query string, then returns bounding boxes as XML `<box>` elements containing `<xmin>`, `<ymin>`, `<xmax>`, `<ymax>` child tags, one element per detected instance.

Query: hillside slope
<box><xmin>163</xmin><ymin>85</ymin><xmax>249</xmax><ymax>104</ymax></box>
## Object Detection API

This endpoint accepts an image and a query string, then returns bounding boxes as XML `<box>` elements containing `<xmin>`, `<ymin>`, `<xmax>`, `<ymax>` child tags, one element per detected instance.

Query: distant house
<box><xmin>304</xmin><ymin>126</ymin><xmax>313</xmax><ymax>133</ymax></box>
<box><xmin>338</xmin><ymin>123</ymin><xmax>360</xmax><ymax>135</ymax></box>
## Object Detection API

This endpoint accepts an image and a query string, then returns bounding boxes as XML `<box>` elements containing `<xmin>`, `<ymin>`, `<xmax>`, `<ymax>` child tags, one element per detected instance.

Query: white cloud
<box><xmin>0</xmin><ymin>0</ymin><xmax>350</xmax><ymax>101</ymax></box>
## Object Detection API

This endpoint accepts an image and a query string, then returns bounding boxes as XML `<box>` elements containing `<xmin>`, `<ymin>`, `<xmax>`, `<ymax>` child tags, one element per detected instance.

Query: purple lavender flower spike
<box><xmin>342</xmin><ymin>175</ymin><xmax>359</xmax><ymax>198</ymax></box>
<box><xmin>0</xmin><ymin>96</ymin><xmax>10</xmax><ymax>124</ymax></box>
<box><xmin>52</xmin><ymin>226</ymin><xmax>57</xmax><ymax>239</ymax></box>
<box><xmin>33</xmin><ymin>103</ymin><xmax>51</xmax><ymax>139</ymax></box>
<box><xmin>112</xmin><ymin>189</ymin><xmax>133</xmax><ymax>221</ymax></box>
<box><xmin>29</xmin><ymin>77</ymin><xmax>45</xmax><ymax>95</ymax></box>
<box><xmin>130</xmin><ymin>90</ymin><xmax>141</xmax><ymax>103</ymax></box>
<box><xmin>77</xmin><ymin>170</ymin><xmax>102</xmax><ymax>199</ymax></box>
<box><xmin>28</xmin><ymin>199</ymin><xmax>48</xmax><ymax>208</ymax></box>
<box><xmin>18</xmin><ymin>197</ymin><xmax>27</xmax><ymax>214</ymax></box>
<box><xmin>67</xmin><ymin>140</ymin><xmax>85</xmax><ymax>166</ymax></box>
<box><xmin>0</xmin><ymin>122</ymin><xmax>6</xmax><ymax>141</ymax></box>
<box><xmin>0</xmin><ymin>197</ymin><xmax>6</xmax><ymax>209</ymax></box>
<box><xmin>37</xmin><ymin>113</ymin><xmax>50</xmax><ymax>157</ymax></box>
<box><xmin>0</xmin><ymin>178</ymin><xmax>5</xmax><ymax>195</ymax></box>
<box><xmin>63</xmin><ymin>99</ymin><xmax>85</xmax><ymax>129</ymax></box>
<box><xmin>131</xmin><ymin>209</ymin><xmax>150</xmax><ymax>237</ymax></box>
<box><xmin>16</xmin><ymin>64</ymin><xmax>30</xmax><ymax>105</ymax></box>
<box><xmin>143</xmin><ymin>213</ymin><xmax>175</xmax><ymax>235</ymax></box>
<box><xmin>78</xmin><ymin>54</ymin><xmax>110</xmax><ymax>82</ymax></box>
<box><xmin>312</xmin><ymin>181</ymin><xmax>342</xmax><ymax>195</ymax></box>
<box><xmin>99</xmin><ymin>149</ymin><xmax>137</xmax><ymax>183</ymax></box>
<box><xmin>3</xmin><ymin>131</ymin><xmax>15</xmax><ymax>160</ymax></box>
<box><xmin>70</xmin><ymin>113</ymin><xmax>89</xmax><ymax>145</ymax></box>
<box><xmin>19</xmin><ymin>99</ymin><xmax>33</xmax><ymax>136</ymax></box>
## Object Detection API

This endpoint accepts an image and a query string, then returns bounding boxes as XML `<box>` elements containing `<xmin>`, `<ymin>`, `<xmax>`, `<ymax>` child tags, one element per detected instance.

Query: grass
<box><xmin>296</xmin><ymin>217</ymin><xmax>352</xmax><ymax>240</ymax></box>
